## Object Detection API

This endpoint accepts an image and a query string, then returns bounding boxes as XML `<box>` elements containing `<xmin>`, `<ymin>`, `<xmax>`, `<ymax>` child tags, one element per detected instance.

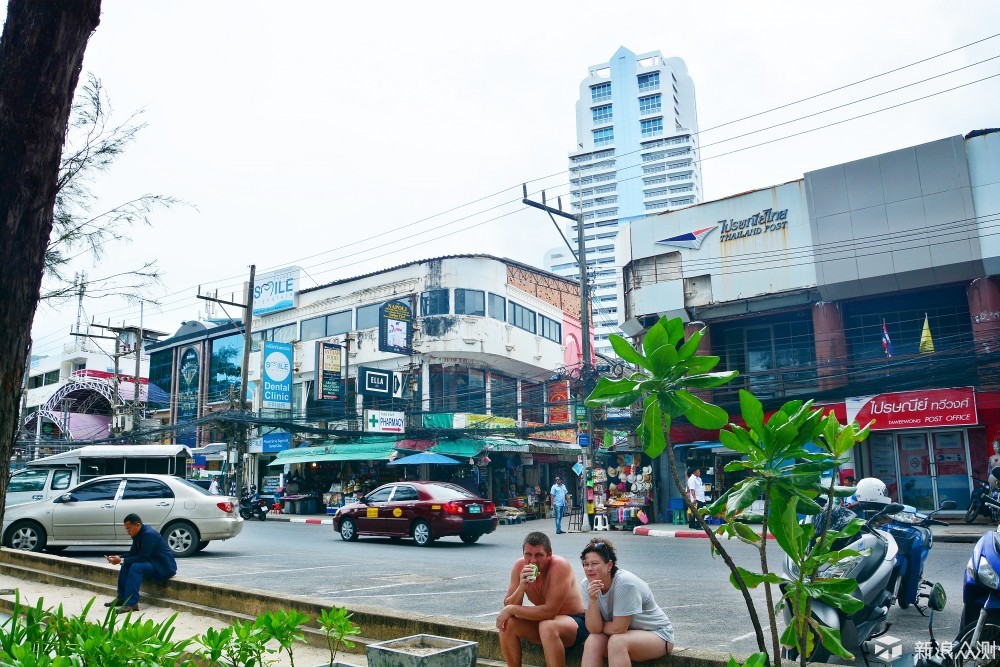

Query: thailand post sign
<box><xmin>253</xmin><ymin>266</ymin><xmax>300</xmax><ymax>317</ymax></box>
<box><xmin>364</xmin><ymin>409</ymin><xmax>405</xmax><ymax>434</ymax></box>
<box><xmin>846</xmin><ymin>387</ymin><xmax>977</xmax><ymax>431</ymax></box>
<box><xmin>379</xmin><ymin>300</ymin><xmax>413</xmax><ymax>354</ymax></box>
<box><xmin>261</xmin><ymin>341</ymin><xmax>293</xmax><ymax>409</ymax></box>
<box><xmin>315</xmin><ymin>342</ymin><xmax>344</xmax><ymax>401</ymax></box>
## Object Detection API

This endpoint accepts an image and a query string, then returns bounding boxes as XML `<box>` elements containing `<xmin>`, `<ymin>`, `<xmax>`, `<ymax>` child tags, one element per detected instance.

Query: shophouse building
<box><xmin>146</xmin><ymin>255</ymin><xmax>589</xmax><ymax>511</ymax></box>
<box><xmin>615</xmin><ymin>129</ymin><xmax>1000</xmax><ymax>520</ymax></box>
<box><xmin>545</xmin><ymin>46</ymin><xmax>703</xmax><ymax>360</ymax></box>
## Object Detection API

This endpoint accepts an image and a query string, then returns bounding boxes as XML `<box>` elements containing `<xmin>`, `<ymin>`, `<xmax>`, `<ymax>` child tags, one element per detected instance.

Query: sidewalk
<box><xmin>633</xmin><ymin>519</ymin><xmax>996</xmax><ymax>542</ymax></box>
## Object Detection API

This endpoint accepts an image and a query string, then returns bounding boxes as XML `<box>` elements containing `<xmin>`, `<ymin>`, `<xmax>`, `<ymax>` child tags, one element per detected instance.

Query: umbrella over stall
<box><xmin>388</xmin><ymin>452</ymin><xmax>461</xmax><ymax>466</ymax></box>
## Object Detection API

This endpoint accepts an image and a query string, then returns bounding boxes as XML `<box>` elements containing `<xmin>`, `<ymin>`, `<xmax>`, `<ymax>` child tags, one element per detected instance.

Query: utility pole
<box><xmin>522</xmin><ymin>185</ymin><xmax>593</xmax><ymax>532</ymax></box>
<box><xmin>199</xmin><ymin>265</ymin><xmax>256</xmax><ymax>502</ymax></box>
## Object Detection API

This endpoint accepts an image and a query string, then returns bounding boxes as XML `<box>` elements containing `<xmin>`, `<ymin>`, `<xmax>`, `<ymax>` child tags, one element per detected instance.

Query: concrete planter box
<box><xmin>366</xmin><ymin>634</ymin><xmax>478</xmax><ymax>667</ymax></box>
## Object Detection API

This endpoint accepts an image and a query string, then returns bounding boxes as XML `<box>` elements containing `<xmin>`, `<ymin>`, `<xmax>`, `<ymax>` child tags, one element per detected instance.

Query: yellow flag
<box><xmin>919</xmin><ymin>314</ymin><xmax>935</xmax><ymax>354</ymax></box>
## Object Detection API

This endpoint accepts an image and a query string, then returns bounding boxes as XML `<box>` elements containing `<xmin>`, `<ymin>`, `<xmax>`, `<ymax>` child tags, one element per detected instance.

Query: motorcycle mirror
<box><xmin>938</xmin><ymin>500</ymin><xmax>957</xmax><ymax>511</ymax></box>
<box><xmin>882</xmin><ymin>502</ymin><xmax>905</xmax><ymax>515</ymax></box>
<box><xmin>928</xmin><ymin>582</ymin><xmax>947</xmax><ymax>611</ymax></box>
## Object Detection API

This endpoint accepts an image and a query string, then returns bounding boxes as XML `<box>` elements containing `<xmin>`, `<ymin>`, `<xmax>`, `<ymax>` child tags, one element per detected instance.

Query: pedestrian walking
<box><xmin>686</xmin><ymin>468</ymin><xmax>706</xmax><ymax>528</ymax></box>
<box><xmin>550</xmin><ymin>477</ymin><xmax>568</xmax><ymax>534</ymax></box>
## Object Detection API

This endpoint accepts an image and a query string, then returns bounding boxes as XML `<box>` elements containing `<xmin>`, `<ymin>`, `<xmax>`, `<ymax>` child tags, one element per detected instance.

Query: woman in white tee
<box><xmin>579</xmin><ymin>537</ymin><xmax>673</xmax><ymax>666</ymax></box>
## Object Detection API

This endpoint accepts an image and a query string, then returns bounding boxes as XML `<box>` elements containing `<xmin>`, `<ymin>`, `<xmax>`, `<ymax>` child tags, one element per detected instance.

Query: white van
<box><xmin>6</xmin><ymin>445</ymin><xmax>191</xmax><ymax>506</ymax></box>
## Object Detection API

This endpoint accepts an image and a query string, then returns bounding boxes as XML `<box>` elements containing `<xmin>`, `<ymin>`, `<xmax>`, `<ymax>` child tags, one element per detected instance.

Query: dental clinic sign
<box><xmin>253</xmin><ymin>266</ymin><xmax>300</xmax><ymax>317</ymax></box>
<box><xmin>261</xmin><ymin>341</ymin><xmax>293</xmax><ymax>409</ymax></box>
<box><xmin>846</xmin><ymin>387</ymin><xmax>977</xmax><ymax>431</ymax></box>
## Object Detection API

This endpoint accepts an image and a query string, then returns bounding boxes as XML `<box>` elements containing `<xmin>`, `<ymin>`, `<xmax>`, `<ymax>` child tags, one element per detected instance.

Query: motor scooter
<box><xmin>883</xmin><ymin>500</ymin><xmax>956</xmax><ymax>611</ymax></box>
<box><xmin>965</xmin><ymin>478</ymin><xmax>1000</xmax><ymax>524</ymax></box>
<box><xmin>953</xmin><ymin>479</ymin><xmax>1000</xmax><ymax>666</ymax></box>
<box><xmin>239</xmin><ymin>487</ymin><xmax>268</xmax><ymax>521</ymax></box>
<box><xmin>780</xmin><ymin>501</ymin><xmax>904</xmax><ymax>662</ymax></box>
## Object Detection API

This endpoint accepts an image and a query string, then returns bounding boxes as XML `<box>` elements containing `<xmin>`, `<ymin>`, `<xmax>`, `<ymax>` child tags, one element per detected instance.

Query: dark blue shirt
<box><xmin>123</xmin><ymin>524</ymin><xmax>177</xmax><ymax>579</ymax></box>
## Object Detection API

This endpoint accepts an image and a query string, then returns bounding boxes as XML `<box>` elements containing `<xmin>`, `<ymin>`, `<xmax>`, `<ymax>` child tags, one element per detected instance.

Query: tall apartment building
<box><xmin>544</xmin><ymin>46</ymin><xmax>702</xmax><ymax>359</ymax></box>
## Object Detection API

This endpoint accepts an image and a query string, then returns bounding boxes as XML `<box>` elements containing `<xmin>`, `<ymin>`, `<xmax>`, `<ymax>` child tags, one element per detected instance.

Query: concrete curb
<box><xmin>287</xmin><ymin>517</ymin><xmax>332</xmax><ymax>525</ymax></box>
<box><xmin>633</xmin><ymin>526</ymin><xmax>776</xmax><ymax>539</ymax></box>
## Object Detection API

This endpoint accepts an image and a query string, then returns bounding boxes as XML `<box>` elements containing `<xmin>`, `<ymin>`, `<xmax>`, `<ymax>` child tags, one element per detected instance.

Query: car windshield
<box><xmin>424</xmin><ymin>483</ymin><xmax>478</xmax><ymax>500</ymax></box>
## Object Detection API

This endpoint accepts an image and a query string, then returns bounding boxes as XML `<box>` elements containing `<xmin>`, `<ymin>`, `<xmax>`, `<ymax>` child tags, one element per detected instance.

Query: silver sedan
<box><xmin>1</xmin><ymin>474</ymin><xmax>243</xmax><ymax>557</ymax></box>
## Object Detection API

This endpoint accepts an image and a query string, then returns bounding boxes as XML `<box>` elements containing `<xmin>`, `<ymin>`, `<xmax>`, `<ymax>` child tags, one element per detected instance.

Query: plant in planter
<box><xmin>197</xmin><ymin>617</ymin><xmax>273</xmax><ymax>666</ymax></box>
<box><xmin>586</xmin><ymin>316</ymin><xmax>869</xmax><ymax>667</ymax></box>
<box><xmin>365</xmin><ymin>634</ymin><xmax>477</xmax><ymax>667</ymax></box>
<box><xmin>317</xmin><ymin>605</ymin><xmax>362</xmax><ymax>666</ymax></box>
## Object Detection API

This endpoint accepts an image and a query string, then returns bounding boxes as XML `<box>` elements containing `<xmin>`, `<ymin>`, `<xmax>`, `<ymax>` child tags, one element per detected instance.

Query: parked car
<box><xmin>1</xmin><ymin>474</ymin><xmax>243</xmax><ymax>557</ymax></box>
<box><xmin>333</xmin><ymin>481</ymin><xmax>497</xmax><ymax>546</ymax></box>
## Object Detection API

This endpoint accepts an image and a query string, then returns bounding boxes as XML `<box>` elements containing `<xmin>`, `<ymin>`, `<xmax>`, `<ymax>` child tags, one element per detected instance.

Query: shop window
<box><xmin>509</xmin><ymin>302</ymin><xmax>536</xmax><ymax>334</ymax></box>
<box><xmin>488</xmin><ymin>293</ymin><xmax>506</xmax><ymax>321</ymax></box>
<box><xmin>539</xmin><ymin>315</ymin><xmax>561</xmax><ymax>343</ymax></box>
<box><xmin>421</xmin><ymin>289</ymin><xmax>450</xmax><ymax>316</ymax></box>
<box><xmin>356</xmin><ymin>303</ymin><xmax>382</xmax><ymax>330</ymax></box>
<box><xmin>521</xmin><ymin>381</ymin><xmax>544</xmax><ymax>423</ymax></box>
<box><xmin>490</xmin><ymin>373</ymin><xmax>518</xmax><ymax>419</ymax></box>
<box><xmin>715</xmin><ymin>314</ymin><xmax>816</xmax><ymax>400</ymax></box>
<box><xmin>429</xmin><ymin>364</ymin><xmax>486</xmax><ymax>413</ymax></box>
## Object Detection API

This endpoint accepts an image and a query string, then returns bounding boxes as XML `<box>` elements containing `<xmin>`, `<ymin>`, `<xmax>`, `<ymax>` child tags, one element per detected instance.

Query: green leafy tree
<box><xmin>586</xmin><ymin>316</ymin><xmax>871</xmax><ymax>666</ymax></box>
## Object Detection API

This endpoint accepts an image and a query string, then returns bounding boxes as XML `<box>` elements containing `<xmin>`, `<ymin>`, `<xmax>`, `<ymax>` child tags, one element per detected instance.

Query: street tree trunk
<box><xmin>0</xmin><ymin>0</ymin><xmax>102</xmax><ymax>524</ymax></box>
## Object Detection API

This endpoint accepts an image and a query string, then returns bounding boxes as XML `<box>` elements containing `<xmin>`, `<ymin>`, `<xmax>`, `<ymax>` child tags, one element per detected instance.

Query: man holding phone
<box><xmin>104</xmin><ymin>513</ymin><xmax>177</xmax><ymax>612</ymax></box>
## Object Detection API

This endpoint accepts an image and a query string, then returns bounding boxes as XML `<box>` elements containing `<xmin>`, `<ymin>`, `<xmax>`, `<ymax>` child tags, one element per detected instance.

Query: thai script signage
<box><xmin>719</xmin><ymin>208</ymin><xmax>788</xmax><ymax>243</ymax></box>
<box><xmin>253</xmin><ymin>266</ymin><xmax>300</xmax><ymax>317</ymax></box>
<box><xmin>846</xmin><ymin>387</ymin><xmax>977</xmax><ymax>431</ymax></box>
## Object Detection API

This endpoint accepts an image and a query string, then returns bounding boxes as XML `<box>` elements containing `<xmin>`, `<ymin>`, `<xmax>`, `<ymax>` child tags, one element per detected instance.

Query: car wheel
<box><xmin>460</xmin><ymin>534</ymin><xmax>481</xmax><ymax>544</ymax></box>
<box><xmin>339</xmin><ymin>518</ymin><xmax>358</xmax><ymax>542</ymax></box>
<box><xmin>162</xmin><ymin>521</ymin><xmax>200</xmax><ymax>558</ymax></box>
<box><xmin>5</xmin><ymin>521</ymin><xmax>47</xmax><ymax>552</ymax></box>
<box><xmin>196</xmin><ymin>540</ymin><xmax>210</xmax><ymax>552</ymax></box>
<box><xmin>412</xmin><ymin>519</ymin><xmax>433</xmax><ymax>546</ymax></box>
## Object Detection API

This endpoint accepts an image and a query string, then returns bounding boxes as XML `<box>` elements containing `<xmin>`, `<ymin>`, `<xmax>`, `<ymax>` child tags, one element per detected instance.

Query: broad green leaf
<box><xmin>658</xmin><ymin>392</ymin><xmax>686</xmax><ymax>417</ymax></box>
<box><xmin>680</xmin><ymin>371</ymin><xmax>739</xmax><ymax>389</ymax></box>
<box><xmin>771</xmin><ymin>421</ymin><xmax>799</xmax><ymax>449</ymax></box>
<box><xmin>810</xmin><ymin>577</ymin><xmax>862</xmax><ymax>595</ymax></box>
<box><xmin>769</xmin><ymin>495</ymin><xmax>801</xmax><ymax>560</ymax></box>
<box><xmin>641</xmin><ymin>399</ymin><xmax>667</xmax><ymax>459</ymax></box>
<box><xmin>814</xmin><ymin>621</ymin><xmax>855</xmax><ymax>660</ymax></box>
<box><xmin>744</xmin><ymin>652</ymin><xmax>768</xmax><ymax>667</ymax></box>
<box><xmin>610</xmin><ymin>335</ymin><xmax>650</xmax><ymax>371</ymax></box>
<box><xmin>648</xmin><ymin>344</ymin><xmax>679</xmax><ymax>377</ymax></box>
<box><xmin>586</xmin><ymin>377</ymin><xmax>639</xmax><ymax>401</ymax></box>
<box><xmin>729</xmin><ymin>566</ymin><xmax>781</xmax><ymax>588</ymax></box>
<box><xmin>739</xmin><ymin>390</ymin><xmax>765</xmax><ymax>441</ymax></box>
<box><xmin>779</xmin><ymin>622</ymin><xmax>799</xmax><ymax>649</ymax></box>
<box><xmin>642</xmin><ymin>321</ymin><xmax>671</xmax><ymax>358</ymax></box>
<box><xmin>602</xmin><ymin>391</ymin><xmax>644</xmax><ymax>408</ymax></box>
<box><xmin>726</xmin><ymin>477</ymin><xmax>765</xmax><ymax>516</ymax></box>
<box><xmin>723</xmin><ymin>460</ymin><xmax>749</xmax><ymax>473</ymax></box>
<box><xmin>663</xmin><ymin>316</ymin><xmax>686</xmax><ymax>345</ymax></box>
<box><xmin>815</xmin><ymin>591</ymin><xmax>865</xmax><ymax>614</ymax></box>
<box><xmin>732</xmin><ymin>520</ymin><xmax>763</xmax><ymax>543</ymax></box>
<box><xmin>718</xmin><ymin>429</ymin><xmax>751</xmax><ymax>455</ymax></box>
<box><xmin>675</xmin><ymin>389</ymin><xmax>728</xmax><ymax>429</ymax></box>
<box><xmin>676</xmin><ymin>328</ymin><xmax>703</xmax><ymax>361</ymax></box>
<box><xmin>677</xmin><ymin>355</ymin><xmax>722</xmax><ymax>374</ymax></box>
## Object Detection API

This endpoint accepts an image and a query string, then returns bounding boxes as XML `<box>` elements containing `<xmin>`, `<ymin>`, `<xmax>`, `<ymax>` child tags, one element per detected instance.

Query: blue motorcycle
<box><xmin>955</xmin><ymin>491</ymin><xmax>1000</xmax><ymax>665</ymax></box>
<box><xmin>883</xmin><ymin>500</ymin><xmax>955</xmax><ymax>612</ymax></box>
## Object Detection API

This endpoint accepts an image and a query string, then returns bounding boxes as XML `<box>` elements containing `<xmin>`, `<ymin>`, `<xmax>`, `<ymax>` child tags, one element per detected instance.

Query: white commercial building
<box><xmin>545</xmin><ymin>46</ymin><xmax>703</xmax><ymax>360</ymax></box>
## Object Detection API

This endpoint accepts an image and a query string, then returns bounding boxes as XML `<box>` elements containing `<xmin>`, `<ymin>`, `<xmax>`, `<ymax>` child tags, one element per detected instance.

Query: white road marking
<box><xmin>320</xmin><ymin>575</ymin><xmax>478</xmax><ymax>595</ymax></box>
<box><xmin>196</xmin><ymin>564</ymin><xmax>356</xmax><ymax>579</ymax></box>
<box><xmin>732</xmin><ymin>627</ymin><xmax>769</xmax><ymax>642</ymax></box>
<box><xmin>332</xmin><ymin>588</ymin><xmax>502</xmax><ymax>599</ymax></box>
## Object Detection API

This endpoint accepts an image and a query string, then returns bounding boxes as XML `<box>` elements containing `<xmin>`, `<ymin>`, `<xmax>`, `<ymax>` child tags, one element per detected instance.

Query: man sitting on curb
<box><xmin>496</xmin><ymin>531</ymin><xmax>588</xmax><ymax>667</ymax></box>
<box><xmin>104</xmin><ymin>513</ymin><xmax>177</xmax><ymax>612</ymax></box>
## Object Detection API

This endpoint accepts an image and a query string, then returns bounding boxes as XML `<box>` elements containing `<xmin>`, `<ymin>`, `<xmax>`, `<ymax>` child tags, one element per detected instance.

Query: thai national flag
<box><xmin>881</xmin><ymin>321</ymin><xmax>893</xmax><ymax>358</ymax></box>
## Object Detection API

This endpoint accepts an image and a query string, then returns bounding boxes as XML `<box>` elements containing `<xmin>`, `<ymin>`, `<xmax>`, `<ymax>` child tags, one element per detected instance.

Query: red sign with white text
<box><xmin>846</xmin><ymin>387</ymin><xmax>977</xmax><ymax>431</ymax></box>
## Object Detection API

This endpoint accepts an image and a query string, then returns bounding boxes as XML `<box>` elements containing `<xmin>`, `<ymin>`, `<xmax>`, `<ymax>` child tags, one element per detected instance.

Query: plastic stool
<box><xmin>672</xmin><ymin>509</ymin><xmax>685</xmax><ymax>525</ymax></box>
<box><xmin>270</xmin><ymin>503</ymin><xmax>283</xmax><ymax>515</ymax></box>
<box><xmin>593</xmin><ymin>514</ymin><xmax>610</xmax><ymax>531</ymax></box>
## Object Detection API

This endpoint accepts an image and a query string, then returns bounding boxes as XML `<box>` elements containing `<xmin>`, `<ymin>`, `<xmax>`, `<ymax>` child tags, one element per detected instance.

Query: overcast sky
<box><xmin>22</xmin><ymin>1</ymin><xmax>1000</xmax><ymax>359</ymax></box>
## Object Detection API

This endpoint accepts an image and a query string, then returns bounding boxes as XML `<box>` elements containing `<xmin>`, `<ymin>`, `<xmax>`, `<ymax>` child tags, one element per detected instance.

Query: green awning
<box><xmin>428</xmin><ymin>439</ymin><xmax>485</xmax><ymax>458</ymax></box>
<box><xmin>268</xmin><ymin>439</ymin><xmax>399</xmax><ymax>466</ymax></box>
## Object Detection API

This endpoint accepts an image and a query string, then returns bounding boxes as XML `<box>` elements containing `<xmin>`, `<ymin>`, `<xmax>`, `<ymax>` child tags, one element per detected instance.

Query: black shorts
<box><xmin>570</xmin><ymin>613</ymin><xmax>590</xmax><ymax>648</ymax></box>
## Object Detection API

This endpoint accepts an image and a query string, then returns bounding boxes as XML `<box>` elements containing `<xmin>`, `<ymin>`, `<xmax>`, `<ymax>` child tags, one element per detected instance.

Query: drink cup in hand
<box><xmin>526</xmin><ymin>564</ymin><xmax>538</xmax><ymax>583</ymax></box>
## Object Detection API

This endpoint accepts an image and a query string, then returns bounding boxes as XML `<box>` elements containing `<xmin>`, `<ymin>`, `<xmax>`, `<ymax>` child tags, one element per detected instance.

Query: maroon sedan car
<box><xmin>333</xmin><ymin>481</ymin><xmax>497</xmax><ymax>546</ymax></box>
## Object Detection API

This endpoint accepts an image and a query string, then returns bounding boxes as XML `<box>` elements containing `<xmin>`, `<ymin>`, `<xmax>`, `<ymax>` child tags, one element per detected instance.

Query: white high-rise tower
<box><xmin>545</xmin><ymin>47</ymin><xmax>702</xmax><ymax>361</ymax></box>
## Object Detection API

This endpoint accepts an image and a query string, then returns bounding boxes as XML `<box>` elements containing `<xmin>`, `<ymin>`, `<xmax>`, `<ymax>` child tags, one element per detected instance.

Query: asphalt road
<box><xmin>63</xmin><ymin>519</ymin><xmax>973</xmax><ymax>658</ymax></box>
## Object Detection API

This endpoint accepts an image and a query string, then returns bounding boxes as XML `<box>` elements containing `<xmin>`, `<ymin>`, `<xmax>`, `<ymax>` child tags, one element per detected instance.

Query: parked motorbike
<box><xmin>883</xmin><ymin>499</ymin><xmax>956</xmax><ymax>611</ymax></box>
<box><xmin>953</xmin><ymin>482</ymin><xmax>1000</xmax><ymax>665</ymax></box>
<box><xmin>965</xmin><ymin>477</ymin><xmax>1000</xmax><ymax>524</ymax></box>
<box><xmin>780</xmin><ymin>500</ymin><xmax>904</xmax><ymax>662</ymax></box>
<box><xmin>239</xmin><ymin>488</ymin><xmax>268</xmax><ymax>521</ymax></box>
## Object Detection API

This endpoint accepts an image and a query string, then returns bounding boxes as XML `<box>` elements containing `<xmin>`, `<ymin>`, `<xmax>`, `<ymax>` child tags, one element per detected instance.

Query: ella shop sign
<box><xmin>379</xmin><ymin>300</ymin><xmax>413</xmax><ymax>354</ymax></box>
<box><xmin>846</xmin><ymin>387</ymin><xmax>977</xmax><ymax>431</ymax></box>
<box><xmin>364</xmin><ymin>409</ymin><xmax>405</xmax><ymax>434</ymax></box>
<box><xmin>358</xmin><ymin>366</ymin><xmax>405</xmax><ymax>397</ymax></box>
<box><xmin>261</xmin><ymin>341</ymin><xmax>293</xmax><ymax>409</ymax></box>
<box><xmin>253</xmin><ymin>266</ymin><xmax>300</xmax><ymax>317</ymax></box>
<box><xmin>719</xmin><ymin>208</ymin><xmax>789</xmax><ymax>243</ymax></box>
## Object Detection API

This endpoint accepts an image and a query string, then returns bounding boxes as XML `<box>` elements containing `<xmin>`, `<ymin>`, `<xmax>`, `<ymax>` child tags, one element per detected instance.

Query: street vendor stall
<box><xmin>593</xmin><ymin>452</ymin><xmax>654</xmax><ymax>529</ymax></box>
